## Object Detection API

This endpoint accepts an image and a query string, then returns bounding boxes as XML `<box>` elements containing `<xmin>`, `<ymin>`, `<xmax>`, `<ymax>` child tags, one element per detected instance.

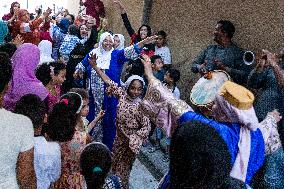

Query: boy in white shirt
<box><xmin>155</xmin><ymin>30</ymin><xmax>172</xmax><ymax>70</ymax></box>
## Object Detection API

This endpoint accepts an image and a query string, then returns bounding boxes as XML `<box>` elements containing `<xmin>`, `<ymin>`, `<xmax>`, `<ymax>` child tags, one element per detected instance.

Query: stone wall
<box><xmin>148</xmin><ymin>0</ymin><xmax>284</xmax><ymax>103</ymax></box>
<box><xmin>74</xmin><ymin>0</ymin><xmax>284</xmax><ymax>103</ymax></box>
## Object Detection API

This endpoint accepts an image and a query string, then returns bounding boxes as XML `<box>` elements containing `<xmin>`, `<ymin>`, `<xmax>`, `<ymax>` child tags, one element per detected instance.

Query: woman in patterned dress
<box><xmin>89</xmin><ymin>54</ymin><xmax>151</xmax><ymax>189</ymax></box>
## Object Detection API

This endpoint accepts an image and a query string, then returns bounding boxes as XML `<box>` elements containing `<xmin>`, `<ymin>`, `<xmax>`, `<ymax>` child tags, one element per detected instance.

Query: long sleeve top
<box><xmin>191</xmin><ymin>43</ymin><xmax>251</xmax><ymax>85</ymax></box>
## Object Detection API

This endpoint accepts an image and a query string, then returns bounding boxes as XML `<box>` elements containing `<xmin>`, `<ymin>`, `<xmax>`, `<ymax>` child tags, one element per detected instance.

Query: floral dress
<box><xmin>54</xmin><ymin>129</ymin><xmax>87</xmax><ymax>189</ymax></box>
<box><xmin>108</xmin><ymin>81</ymin><xmax>151</xmax><ymax>189</ymax></box>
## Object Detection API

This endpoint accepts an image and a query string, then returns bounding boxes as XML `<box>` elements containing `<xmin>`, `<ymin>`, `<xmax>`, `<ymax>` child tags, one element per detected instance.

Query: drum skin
<box><xmin>190</xmin><ymin>70</ymin><xmax>230</xmax><ymax>109</ymax></box>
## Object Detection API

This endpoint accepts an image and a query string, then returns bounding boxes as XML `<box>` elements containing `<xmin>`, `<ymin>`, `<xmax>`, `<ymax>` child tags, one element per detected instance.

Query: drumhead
<box><xmin>190</xmin><ymin>70</ymin><xmax>230</xmax><ymax>107</ymax></box>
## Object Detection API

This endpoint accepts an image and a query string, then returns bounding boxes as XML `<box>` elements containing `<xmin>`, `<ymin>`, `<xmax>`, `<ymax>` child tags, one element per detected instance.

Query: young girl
<box><xmin>36</xmin><ymin>62</ymin><xmax>66</xmax><ymax>112</ymax></box>
<box><xmin>54</xmin><ymin>92</ymin><xmax>104</xmax><ymax>188</ymax></box>
<box><xmin>89</xmin><ymin>54</ymin><xmax>151</xmax><ymax>189</ymax></box>
<box><xmin>14</xmin><ymin>94</ymin><xmax>77</xmax><ymax>189</ymax></box>
<box><xmin>70</xmin><ymin>88</ymin><xmax>105</xmax><ymax>142</ymax></box>
<box><xmin>80</xmin><ymin>142</ymin><xmax>122</xmax><ymax>189</ymax></box>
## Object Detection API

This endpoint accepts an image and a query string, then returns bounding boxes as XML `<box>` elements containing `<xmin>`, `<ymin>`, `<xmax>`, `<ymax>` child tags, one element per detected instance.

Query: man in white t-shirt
<box><xmin>155</xmin><ymin>30</ymin><xmax>172</xmax><ymax>69</ymax></box>
<box><xmin>0</xmin><ymin>52</ymin><xmax>36</xmax><ymax>188</ymax></box>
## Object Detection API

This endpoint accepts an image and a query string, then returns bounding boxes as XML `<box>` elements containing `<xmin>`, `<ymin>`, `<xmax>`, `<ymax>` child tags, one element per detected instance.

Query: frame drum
<box><xmin>190</xmin><ymin>70</ymin><xmax>230</xmax><ymax>109</ymax></box>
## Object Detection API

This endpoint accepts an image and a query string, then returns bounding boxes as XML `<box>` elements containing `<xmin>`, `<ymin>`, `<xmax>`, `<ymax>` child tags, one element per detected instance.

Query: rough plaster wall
<box><xmin>149</xmin><ymin>0</ymin><xmax>284</xmax><ymax>103</ymax></box>
<box><xmin>103</xmin><ymin>0</ymin><xmax>145</xmax><ymax>46</ymax></box>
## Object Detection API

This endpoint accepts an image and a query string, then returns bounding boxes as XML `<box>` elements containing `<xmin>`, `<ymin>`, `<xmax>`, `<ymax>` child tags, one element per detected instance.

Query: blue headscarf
<box><xmin>0</xmin><ymin>21</ymin><xmax>8</xmax><ymax>45</ymax></box>
<box><xmin>58</xmin><ymin>18</ymin><xmax>70</xmax><ymax>34</ymax></box>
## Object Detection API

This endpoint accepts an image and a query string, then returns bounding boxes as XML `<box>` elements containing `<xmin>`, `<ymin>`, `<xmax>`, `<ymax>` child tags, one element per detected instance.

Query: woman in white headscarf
<box><xmin>113</xmin><ymin>34</ymin><xmax>125</xmax><ymax>50</ymax></box>
<box><xmin>75</xmin><ymin>32</ymin><xmax>156</xmax><ymax>149</ymax></box>
<box><xmin>38</xmin><ymin>40</ymin><xmax>54</xmax><ymax>65</ymax></box>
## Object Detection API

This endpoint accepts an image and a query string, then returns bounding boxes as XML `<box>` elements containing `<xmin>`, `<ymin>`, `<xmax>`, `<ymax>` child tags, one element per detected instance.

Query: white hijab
<box><xmin>89</xmin><ymin>32</ymin><xmax>114</xmax><ymax>69</ymax></box>
<box><xmin>38</xmin><ymin>40</ymin><xmax>54</xmax><ymax>64</ymax></box>
<box><xmin>114</xmin><ymin>34</ymin><xmax>125</xmax><ymax>50</ymax></box>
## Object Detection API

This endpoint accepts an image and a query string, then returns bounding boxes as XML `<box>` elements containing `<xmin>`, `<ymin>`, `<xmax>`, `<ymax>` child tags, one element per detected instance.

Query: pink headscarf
<box><xmin>4</xmin><ymin>43</ymin><xmax>48</xmax><ymax>111</ymax></box>
<box><xmin>213</xmin><ymin>95</ymin><xmax>259</xmax><ymax>182</ymax></box>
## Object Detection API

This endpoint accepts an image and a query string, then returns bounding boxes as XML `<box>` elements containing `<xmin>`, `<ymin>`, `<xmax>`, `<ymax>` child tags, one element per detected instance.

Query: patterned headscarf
<box><xmin>4</xmin><ymin>43</ymin><xmax>49</xmax><ymax>111</ymax></box>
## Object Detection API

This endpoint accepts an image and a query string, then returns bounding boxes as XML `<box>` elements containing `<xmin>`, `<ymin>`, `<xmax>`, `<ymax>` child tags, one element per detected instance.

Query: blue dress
<box><xmin>160</xmin><ymin>111</ymin><xmax>265</xmax><ymax>188</ymax></box>
<box><xmin>76</xmin><ymin>45</ymin><xmax>141</xmax><ymax>150</ymax></box>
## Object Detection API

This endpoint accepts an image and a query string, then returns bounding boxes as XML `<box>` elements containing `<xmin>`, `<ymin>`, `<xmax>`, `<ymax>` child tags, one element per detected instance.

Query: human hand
<box><xmin>267</xmin><ymin>109</ymin><xmax>282</xmax><ymax>123</ymax></box>
<box><xmin>142</xmin><ymin>35</ymin><xmax>158</xmax><ymax>45</ymax></box>
<box><xmin>213</xmin><ymin>58</ymin><xmax>226</xmax><ymax>70</ymax></box>
<box><xmin>12</xmin><ymin>35</ymin><xmax>24</xmax><ymax>47</ymax></box>
<box><xmin>263</xmin><ymin>49</ymin><xmax>278</xmax><ymax>68</ymax></box>
<box><xmin>96</xmin><ymin>110</ymin><xmax>105</xmax><ymax>120</ymax></box>
<box><xmin>42</xmin><ymin>8</ymin><xmax>52</xmax><ymax>18</ymax></box>
<box><xmin>113</xmin><ymin>0</ymin><xmax>126</xmax><ymax>14</ymax></box>
<box><xmin>198</xmin><ymin>60</ymin><xmax>208</xmax><ymax>74</ymax></box>
<box><xmin>255</xmin><ymin>57</ymin><xmax>268</xmax><ymax>73</ymax></box>
<box><xmin>88</xmin><ymin>53</ymin><xmax>98</xmax><ymax>68</ymax></box>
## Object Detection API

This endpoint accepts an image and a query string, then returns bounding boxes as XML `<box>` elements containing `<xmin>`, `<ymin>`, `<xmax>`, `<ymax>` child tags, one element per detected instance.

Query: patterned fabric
<box><xmin>139</xmin><ymin>77</ymin><xmax>193</xmax><ymax>137</ymax></box>
<box><xmin>59</xmin><ymin>35</ymin><xmax>81</xmax><ymax>58</ymax></box>
<box><xmin>45</xmin><ymin>85</ymin><xmax>61</xmax><ymax>112</ymax></box>
<box><xmin>108</xmin><ymin>81</ymin><xmax>151</xmax><ymax>189</ymax></box>
<box><xmin>103</xmin><ymin>175</ymin><xmax>122</xmax><ymax>189</ymax></box>
<box><xmin>54</xmin><ymin>130</ymin><xmax>87</xmax><ymax>188</ymax></box>
<box><xmin>51</xmin><ymin>25</ymin><xmax>67</xmax><ymax>60</ymax></box>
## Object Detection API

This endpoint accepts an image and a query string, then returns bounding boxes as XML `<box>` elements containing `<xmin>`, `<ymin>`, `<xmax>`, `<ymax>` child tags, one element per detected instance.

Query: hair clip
<box><xmin>50</xmin><ymin>66</ymin><xmax>55</xmax><ymax>76</ymax></box>
<box><xmin>92</xmin><ymin>166</ymin><xmax>103</xmax><ymax>173</ymax></box>
<box><xmin>60</xmin><ymin>99</ymin><xmax>69</xmax><ymax>105</ymax></box>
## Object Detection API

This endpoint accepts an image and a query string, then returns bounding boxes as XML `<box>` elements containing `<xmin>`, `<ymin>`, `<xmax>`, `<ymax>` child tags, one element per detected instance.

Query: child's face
<box><xmin>164</xmin><ymin>72</ymin><xmax>173</xmax><ymax>84</ymax></box>
<box><xmin>52</xmin><ymin>69</ymin><xmax>66</xmax><ymax>85</ymax></box>
<box><xmin>113</xmin><ymin>36</ymin><xmax>121</xmax><ymax>49</ymax></box>
<box><xmin>153</xmin><ymin>58</ymin><xmax>164</xmax><ymax>71</ymax></box>
<box><xmin>80</xmin><ymin>99</ymin><xmax>89</xmax><ymax>117</ymax></box>
<box><xmin>80</xmin><ymin>24</ymin><xmax>89</xmax><ymax>37</ymax></box>
<box><xmin>156</xmin><ymin>35</ymin><xmax>166</xmax><ymax>48</ymax></box>
<box><xmin>128</xmin><ymin>80</ymin><xmax>143</xmax><ymax>99</ymax></box>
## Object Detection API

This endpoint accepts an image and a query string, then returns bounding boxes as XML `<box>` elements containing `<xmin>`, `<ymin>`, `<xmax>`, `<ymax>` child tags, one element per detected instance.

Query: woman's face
<box><xmin>13</xmin><ymin>3</ymin><xmax>20</xmax><ymax>12</ymax></box>
<box><xmin>139</xmin><ymin>26</ymin><xmax>148</xmax><ymax>39</ymax></box>
<box><xmin>80</xmin><ymin>25</ymin><xmax>89</xmax><ymax>38</ymax></box>
<box><xmin>21</xmin><ymin>10</ymin><xmax>30</xmax><ymax>22</ymax></box>
<box><xmin>52</xmin><ymin>69</ymin><xmax>66</xmax><ymax>85</ymax></box>
<box><xmin>113</xmin><ymin>36</ymin><xmax>121</xmax><ymax>49</ymax></box>
<box><xmin>102</xmin><ymin>36</ymin><xmax>113</xmax><ymax>51</ymax></box>
<box><xmin>128</xmin><ymin>80</ymin><xmax>143</xmax><ymax>99</ymax></box>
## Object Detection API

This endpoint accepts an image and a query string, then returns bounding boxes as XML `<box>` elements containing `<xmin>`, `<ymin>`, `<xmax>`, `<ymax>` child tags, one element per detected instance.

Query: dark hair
<box><xmin>45</xmin><ymin>102</ymin><xmax>76</xmax><ymax>142</ymax></box>
<box><xmin>0</xmin><ymin>43</ymin><xmax>17</xmax><ymax>58</ymax></box>
<box><xmin>217</xmin><ymin>20</ymin><xmax>235</xmax><ymax>39</ymax></box>
<box><xmin>137</xmin><ymin>24</ymin><xmax>152</xmax><ymax>42</ymax></box>
<box><xmin>45</xmin><ymin>92</ymin><xmax>82</xmax><ymax>142</ymax></box>
<box><xmin>157</xmin><ymin>30</ymin><xmax>167</xmax><ymax>38</ymax></box>
<box><xmin>170</xmin><ymin>120</ymin><xmax>232</xmax><ymax>188</ymax></box>
<box><xmin>14</xmin><ymin>94</ymin><xmax>46</xmax><ymax>129</ymax></box>
<box><xmin>167</xmin><ymin>68</ymin><xmax>180</xmax><ymax>83</ymax></box>
<box><xmin>128</xmin><ymin>59</ymin><xmax>145</xmax><ymax>76</ymax></box>
<box><xmin>221</xmin><ymin>177</ymin><xmax>247</xmax><ymax>189</ymax></box>
<box><xmin>84</xmin><ymin>27</ymin><xmax>98</xmax><ymax>52</ymax></box>
<box><xmin>67</xmin><ymin>14</ymin><xmax>75</xmax><ymax>24</ymax></box>
<box><xmin>150</xmin><ymin>55</ymin><xmax>162</xmax><ymax>64</ymax></box>
<box><xmin>70</xmin><ymin>88</ymin><xmax>89</xmax><ymax>100</ymax></box>
<box><xmin>10</xmin><ymin>2</ymin><xmax>19</xmax><ymax>14</ymax></box>
<box><xmin>0</xmin><ymin>52</ymin><xmax>12</xmax><ymax>93</ymax></box>
<box><xmin>69</xmin><ymin>25</ymin><xmax>80</xmax><ymax>37</ymax></box>
<box><xmin>80</xmin><ymin>143</ymin><xmax>112</xmax><ymax>189</ymax></box>
<box><xmin>35</xmin><ymin>62</ymin><xmax>66</xmax><ymax>86</ymax></box>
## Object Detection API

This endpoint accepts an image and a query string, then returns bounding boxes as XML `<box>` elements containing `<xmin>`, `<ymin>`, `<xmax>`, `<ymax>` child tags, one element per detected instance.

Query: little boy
<box><xmin>155</xmin><ymin>30</ymin><xmax>172</xmax><ymax>70</ymax></box>
<box><xmin>151</xmin><ymin>54</ymin><xmax>166</xmax><ymax>82</ymax></box>
<box><xmin>14</xmin><ymin>94</ymin><xmax>61</xmax><ymax>189</ymax></box>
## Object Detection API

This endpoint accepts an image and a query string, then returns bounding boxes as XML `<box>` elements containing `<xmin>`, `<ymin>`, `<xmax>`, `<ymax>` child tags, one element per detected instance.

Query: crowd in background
<box><xmin>0</xmin><ymin>0</ymin><xmax>284</xmax><ymax>189</ymax></box>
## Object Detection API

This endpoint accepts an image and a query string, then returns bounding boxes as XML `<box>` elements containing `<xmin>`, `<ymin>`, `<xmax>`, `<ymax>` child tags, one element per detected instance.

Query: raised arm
<box><xmin>88</xmin><ymin>53</ymin><xmax>112</xmax><ymax>85</ymax></box>
<box><xmin>266</xmin><ymin>51</ymin><xmax>284</xmax><ymax>91</ymax></box>
<box><xmin>113</xmin><ymin>0</ymin><xmax>135</xmax><ymax>38</ymax></box>
<box><xmin>140</xmin><ymin>54</ymin><xmax>155</xmax><ymax>82</ymax></box>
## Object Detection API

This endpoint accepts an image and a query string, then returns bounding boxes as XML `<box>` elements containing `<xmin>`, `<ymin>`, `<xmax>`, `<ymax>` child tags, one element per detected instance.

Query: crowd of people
<box><xmin>0</xmin><ymin>0</ymin><xmax>284</xmax><ymax>189</ymax></box>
